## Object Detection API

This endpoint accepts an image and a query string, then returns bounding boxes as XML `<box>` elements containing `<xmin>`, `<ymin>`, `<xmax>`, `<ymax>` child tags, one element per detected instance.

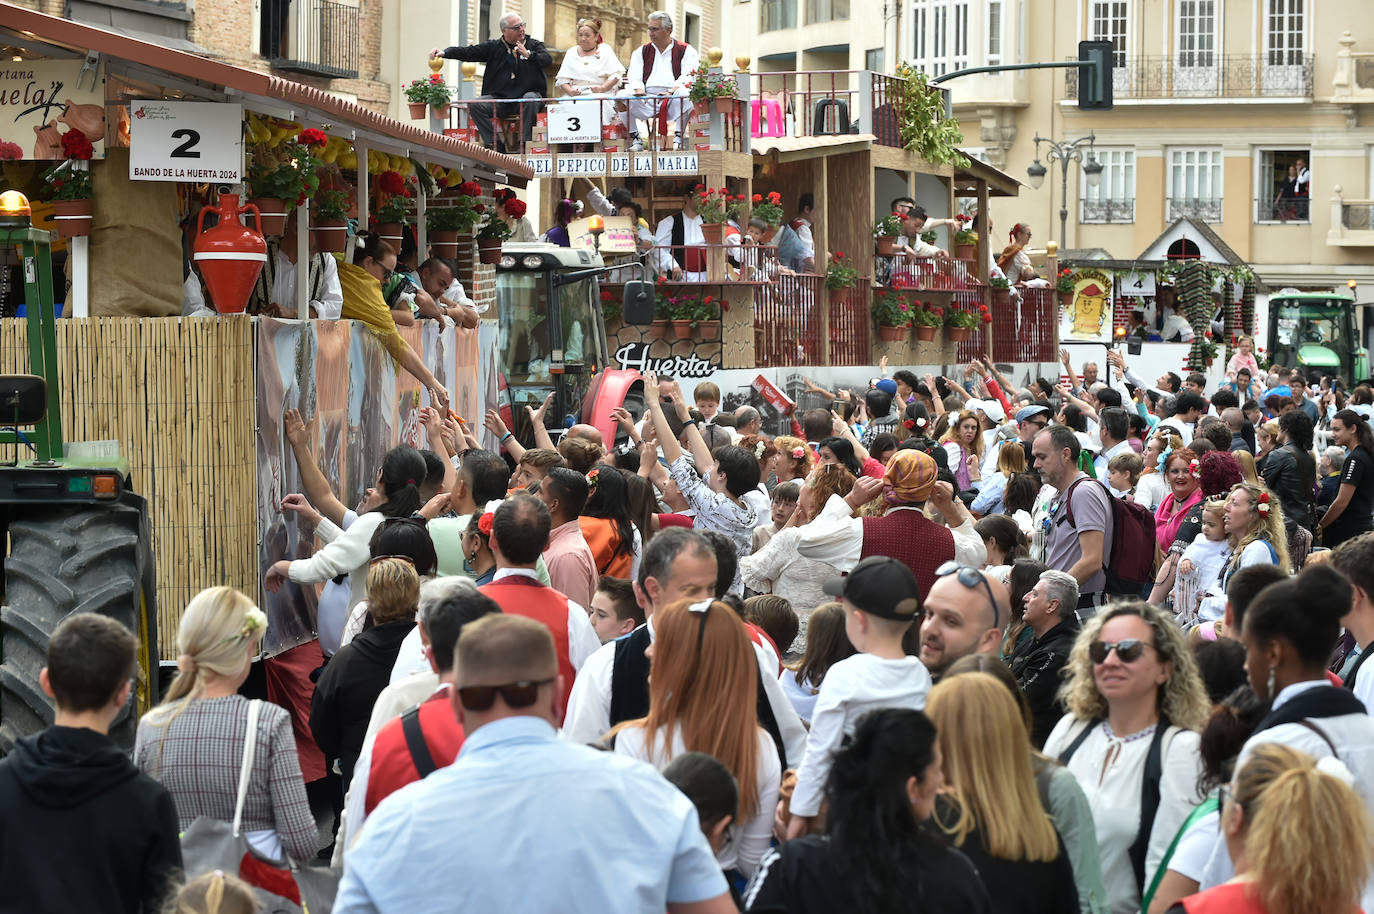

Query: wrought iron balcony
<box><xmin>268</xmin><ymin>0</ymin><xmax>359</xmax><ymax>80</ymax></box>
<box><xmin>1065</xmin><ymin>55</ymin><xmax>1313</xmax><ymax>100</ymax></box>
<box><xmin>1080</xmin><ymin>198</ymin><xmax>1135</xmax><ymax>224</ymax></box>
<box><xmin>1166</xmin><ymin>197</ymin><xmax>1224</xmax><ymax>223</ymax></box>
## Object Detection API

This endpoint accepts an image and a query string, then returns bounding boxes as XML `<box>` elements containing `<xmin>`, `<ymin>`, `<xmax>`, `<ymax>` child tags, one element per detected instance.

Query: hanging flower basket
<box><xmin>310</xmin><ymin>220</ymin><xmax>348</xmax><ymax>253</ymax></box>
<box><xmin>701</xmin><ymin>222</ymin><xmax>725</xmax><ymax>245</ymax></box>
<box><xmin>408</xmin><ymin>102</ymin><xmax>428</xmax><ymax>119</ymax></box>
<box><xmin>711</xmin><ymin>98</ymin><xmax>735</xmax><ymax>115</ymax></box>
<box><xmin>478</xmin><ymin>237</ymin><xmax>503</xmax><ymax>265</ymax></box>
<box><xmin>915</xmin><ymin>325</ymin><xmax>936</xmax><ymax>341</ymax></box>
<box><xmin>1057</xmin><ymin>290</ymin><xmax>1074</xmax><ymax>309</ymax></box>
<box><xmin>946</xmin><ymin>326</ymin><xmax>971</xmax><ymax>342</ymax></box>
<box><xmin>671</xmin><ymin>319</ymin><xmax>694</xmax><ymax>339</ymax></box>
<box><xmin>954</xmin><ymin>243</ymin><xmax>975</xmax><ymax>261</ymax></box>
<box><xmin>696</xmin><ymin>319</ymin><xmax>721</xmax><ymax>341</ymax></box>
<box><xmin>878</xmin><ymin>324</ymin><xmax>909</xmax><ymax>342</ymax></box>
<box><xmin>432</xmin><ymin>103</ymin><xmax>451</xmax><ymax>119</ymax></box>
<box><xmin>52</xmin><ymin>198</ymin><xmax>93</xmax><ymax>238</ymax></box>
<box><xmin>990</xmin><ymin>286</ymin><xmax>1010</xmax><ymax>308</ymax></box>
<box><xmin>430</xmin><ymin>230</ymin><xmax>460</xmax><ymax>258</ymax></box>
<box><xmin>875</xmin><ymin>235</ymin><xmax>898</xmax><ymax>256</ymax></box>
<box><xmin>248</xmin><ymin>197</ymin><xmax>289</xmax><ymax>237</ymax></box>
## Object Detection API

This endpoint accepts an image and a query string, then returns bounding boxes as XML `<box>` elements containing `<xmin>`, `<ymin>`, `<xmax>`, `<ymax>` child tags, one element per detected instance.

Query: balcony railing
<box><xmin>1065</xmin><ymin>54</ymin><xmax>1313</xmax><ymax>100</ymax></box>
<box><xmin>269</xmin><ymin>0</ymin><xmax>359</xmax><ymax>79</ymax></box>
<box><xmin>1166</xmin><ymin>197</ymin><xmax>1224</xmax><ymax>223</ymax></box>
<box><xmin>1080</xmin><ymin>198</ymin><xmax>1136</xmax><ymax>224</ymax></box>
<box><xmin>1254</xmin><ymin>196</ymin><xmax>1312</xmax><ymax>224</ymax></box>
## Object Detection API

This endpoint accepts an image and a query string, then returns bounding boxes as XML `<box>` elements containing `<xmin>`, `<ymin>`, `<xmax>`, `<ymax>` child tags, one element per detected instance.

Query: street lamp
<box><xmin>1025</xmin><ymin>131</ymin><xmax>1099</xmax><ymax>249</ymax></box>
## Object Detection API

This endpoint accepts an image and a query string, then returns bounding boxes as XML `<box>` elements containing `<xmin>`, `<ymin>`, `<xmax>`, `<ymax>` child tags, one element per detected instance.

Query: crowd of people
<box><xmin>8</xmin><ymin>349</ymin><xmax>1374</xmax><ymax>914</ymax></box>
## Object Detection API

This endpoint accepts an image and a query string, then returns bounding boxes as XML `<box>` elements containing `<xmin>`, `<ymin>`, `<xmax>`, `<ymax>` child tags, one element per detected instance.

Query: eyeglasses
<box><xmin>457</xmin><ymin>677</ymin><xmax>553</xmax><ymax>711</ymax></box>
<box><xmin>503</xmin><ymin>21</ymin><xmax>525</xmax><ymax>29</ymax></box>
<box><xmin>1088</xmin><ymin>639</ymin><xmax>1156</xmax><ymax>664</ymax></box>
<box><xmin>381</xmin><ymin>267</ymin><xmax>396</xmax><ymax>282</ymax></box>
<box><xmin>935</xmin><ymin>561</ymin><xmax>1001</xmax><ymax>631</ymax></box>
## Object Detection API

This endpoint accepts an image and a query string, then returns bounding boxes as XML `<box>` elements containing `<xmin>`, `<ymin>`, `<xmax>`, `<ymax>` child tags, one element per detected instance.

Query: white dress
<box><xmin>738</xmin><ymin>526</ymin><xmax>838</xmax><ymax>653</ymax></box>
<box><xmin>554</xmin><ymin>43</ymin><xmax>625</xmax><ymax>125</ymax></box>
<box><xmin>1042</xmin><ymin>716</ymin><xmax>1203</xmax><ymax>914</ymax></box>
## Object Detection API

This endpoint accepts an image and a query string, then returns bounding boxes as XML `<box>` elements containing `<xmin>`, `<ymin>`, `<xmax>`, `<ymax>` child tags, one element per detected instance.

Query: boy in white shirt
<box><xmin>784</xmin><ymin>556</ymin><xmax>933</xmax><ymax>838</ymax></box>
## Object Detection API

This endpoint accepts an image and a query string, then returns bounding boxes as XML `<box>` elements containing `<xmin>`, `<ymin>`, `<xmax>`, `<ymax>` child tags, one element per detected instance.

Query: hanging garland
<box><xmin>1241</xmin><ymin>278</ymin><xmax>1256</xmax><ymax>342</ymax></box>
<box><xmin>1180</xmin><ymin>260</ymin><xmax>1212</xmax><ymax>371</ymax></box>
<box><xmin>1222</xmin><ymin>275</ymin><xmax>1235</xmax><ymax>362</ymax></box>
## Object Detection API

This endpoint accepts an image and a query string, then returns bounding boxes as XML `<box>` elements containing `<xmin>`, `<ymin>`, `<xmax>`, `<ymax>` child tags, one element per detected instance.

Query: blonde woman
<box><xmin>135</xmin><ymin>587</ymin><xmax>318</xmax><ymax>862</ymax></box>
<box><xmin>1254</xmin><ymin>420</ymin><xmax>1279</xmax><ymax>471</ymax></box>
<box><xmin>1196</xmin><ymin>482</ymin><xmax>1288</xmax><ymax>622</ymax></box>
<box><xmin>941</xmin><ymin>409</ymin><xmax>987</xmax><ymax>491</ymax></box>
<box><xmin>927</xmin><ymin>672</ymin><xmax>1079</xmax><ymax>914</ymax></box>
<box><xmin>1043</xmin><ymin>601</ymin><xmax>1210</xmax><ymax>914</ymax></box>
<box><xmin>1234</xmin><ymin>449</ymin><xmax>1260</xmax><ymax>485</ymax></box>
<box><xmin>1171</xmin><ymin>744</ymin><xmax>1373</xmax><ymax>914</ymax></box>
<box><xmin>310</xmin><ymin>557</ymin><xmax>420</xmax><ymax>787</ymax></box>
<box><xmin>772</xmin><ymin>435</ymin><xmax>813</xmax><ymax>485</ymax></box>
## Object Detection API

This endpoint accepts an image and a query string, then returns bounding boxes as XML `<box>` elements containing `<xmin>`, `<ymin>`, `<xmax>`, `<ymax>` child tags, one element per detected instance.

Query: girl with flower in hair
<box><xmin>542</xmin><ymin>198</ymin><xmax>583</xmax><ymax>247</ymax></box>
<box><xmin>1194</xmin><ymin>482</ymin><xmax>1289</xmax><ymax>624</ymax></box>
<box><xmin>771</xmin><ymin>435</ymin><xmax>813</xmax><ymax>485</ymax></box>
<box><xmin>136</xmin><ymin>588</ymin><xmax>319</xmax><ymax>862</ymax></box>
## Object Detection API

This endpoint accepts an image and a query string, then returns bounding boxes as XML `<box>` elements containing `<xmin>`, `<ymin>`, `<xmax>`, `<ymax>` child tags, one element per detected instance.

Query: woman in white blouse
<box><xmin>1042</xmin><ymin>601</ymin><xmax>1210</xmax><ymax>914</ymax></box>
<box><xmin>554</xmin><ymin>19</ymin><xmax>626</xmax><ymax>129</ymax></box>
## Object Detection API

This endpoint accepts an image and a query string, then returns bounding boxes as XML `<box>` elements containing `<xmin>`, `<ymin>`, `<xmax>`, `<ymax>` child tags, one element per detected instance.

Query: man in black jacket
<box><xmin>1011</xmin><ymin>569</ymin><xmax>1081</xmax><ymax>748</ymax></box>
<box><xmin>431</xmin><ymin>14</ymin><xmax>552</xmax><ymax>150</ymax></box>
<box><xmin>0</xmin><ymin>613</ymin><xmax>181</xmax><ymax>913</ymax></box>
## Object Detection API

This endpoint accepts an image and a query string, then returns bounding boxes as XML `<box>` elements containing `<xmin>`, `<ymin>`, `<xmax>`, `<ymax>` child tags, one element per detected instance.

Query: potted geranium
<box><xmin>825</xmin><ymin>251</ymin><xmax>858</xmax><ymax>300</ymax></box>
<box><xmin>246</xmin><ymin>129</ymin><xmax>323</xmax><ymax>236</ymax></box>
<box><xmin>873</xmin><ymin>212</ymin><xmax>904</xmax><ymax>257</ymax></box>
<box><xmin>311</xmin><ymin>188</ymin><xmax>351</xmax><ymax>252</ymax></box>
<box><xmin>404</xmin><ymin>74</ymin><xmax>452</xmax><ymax>119</ymax></box>
<box><xmin>988</xmin><ymin>274</ymin><xmax>1011</xmax><ymax>307</ymax></box>
<box><xmin>600</xmin><ymin>288</ymin><xmax>623</xmax><ymax>335</ymax></box>
<box><xmin>687</xmin><ymin>68</ymin><xmax>740</xmax><ymax>115</ymax></box>
<box><xmin>42</xmin><ymin>129</ymin><xmax>95</xmax><ymax>238</ymax></box>
<box><xmin>650</xmin><ymin>277</ymin><xmax>673</xmax><ymax>338</ymax></box>
<box><xmin>374</xmin><ymin>170</ymin><xmax>412</xmax><ymax>244</ymax></box>
<box><xmin>475</xmin><ymin>210</ymin><xmax>512</xmax><ymax>264</ymax></box>
<box><xmin>751</xmin><ymin>191</ymin><xmax>785</xmax><ymax>241</ymax></box>
<box><xmin>1055</xmin><ymin>267</ymin><xmax>1076</xmax><ymax>308</ymax></box>
<box><xmin>953</xmin><ymin>212</ymin><xmax>977</xmax><ymax>261</ymax></box>
<box><xmin>912</xmin><ymin>301</ymin><xmax>943</xmax><ymax>341</ymax></box>
<box><xmin>943</xmin><ymin>305</ymin><xmax>980</xmax><ymax>342</ymax></box>
<box><xmin>426</xmin><ymin>191</ymin><xmax>479</xmax><ymax>258</ymax></box>
<box><xmin>872</xmin><ymin>291</ymin><xmax>912</xmax><ymax>342</ymax></box>
<box><xmin>694</xmin><ymin>185</ymin><xmax>737</xmax><ymax>244</ymax></box>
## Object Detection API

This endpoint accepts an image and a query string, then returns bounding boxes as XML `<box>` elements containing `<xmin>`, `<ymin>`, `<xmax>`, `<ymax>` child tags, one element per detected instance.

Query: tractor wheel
<box><xmin>1</xmin><ymin>500</ymin><xmax>156</xmax><ymax>754</ymax></box>
<box><xmin>616</xmin><ymin>384</ymin><xmax>646</xmax><ymax>447</ymax></box>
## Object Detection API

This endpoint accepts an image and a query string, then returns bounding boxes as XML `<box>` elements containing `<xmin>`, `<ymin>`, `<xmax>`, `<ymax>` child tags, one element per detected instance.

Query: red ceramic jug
<box><xmin>193</xmin><ymin>194</ymin><xmax>267</xmax><ymax>315</ymax></box>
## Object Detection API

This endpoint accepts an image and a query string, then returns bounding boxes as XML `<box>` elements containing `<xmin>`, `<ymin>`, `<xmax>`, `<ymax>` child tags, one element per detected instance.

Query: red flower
<box><xmin>834</xmin><ymin>251</ymin><xmax>845</xmax><ymax>259</ymax></box>
<box><xmin>503</xmin><ymin>198</ymin><xmax>527</xmax><ymax>218</ymax></box>
<box><xmin>752</xmin><ymin>194</ymin><xmax>762</xmax><ymax>203</ymax></box>
<box><xmin>703</xmin><ymin>295</ymin><xmax>714</xmax><ymax>304</ymax></box>
<box><xmin>767</xmin><ymin>191</ymin><xmax>781</xmax><ymax>205</ymax></box>
<box><xmin>429</xmin><ymin>73</ymin><xmax>445</xmax><ymax>84</ymax></box>
<box><xmin>695</xmin><ymin>183</ymin><xmax>705</xmax><ymax>192</ymax></box>
<box><xmin>297</xmin><ymin>128</ymin><xmax>328</xmax><ymax>149</ymax></box>
<box><xmin>0</xmin><ymin>140</ymin><xmax>21</xmax><ymax>160</ymax></box>
<box><xmin>600</xmin><ymin>289</ymin><xmax>613</xmax><ymax>301</ymax></box>
<box><xmin>458</xmin><ymin>181</ymin><xmax>482</xmax><ymax>197</ymax></box>
<box><xmin>722</xmin><ymin>302</ymin><xmax>730</xmax><ymax>312</ymax></box>
<box><xmin>377</xmin><ymin>170</ymin><xmax>406</xmax><ymax>195</ymax></box>
<box><xmin>981</xmin><ymin>314</ymin><xmax>992</xmax><ymax>323</ymax></box>
<box><xmin>59</xmin><ymin>130</ymin><xmax>93</xmax><ymax>161</ymax></box>
<box><xmin>477</xmin><ymin>512</ymin><xmax>494</xmax><ymax>536</ymax></box>
<box><xmin>474</xmin><ymin>203</ymin><xmax>486</xmax><ymax>212</ymax></box>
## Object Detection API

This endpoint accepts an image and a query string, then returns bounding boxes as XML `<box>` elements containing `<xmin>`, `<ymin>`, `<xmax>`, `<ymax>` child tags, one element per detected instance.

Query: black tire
<box><xmin>1</xmin><ymin>499</ymin><xmax>155</xmax><ymax>755</ymax></box>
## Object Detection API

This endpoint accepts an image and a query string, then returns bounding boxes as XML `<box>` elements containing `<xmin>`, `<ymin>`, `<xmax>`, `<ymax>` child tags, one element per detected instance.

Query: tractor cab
<box><xmin>494</xmin><ymin>243</ymin><xmax>649</xmax><ymax>446</ymax></box>
<box><xmin>1267</xmin><ymin>289</ymin><xmax>1367</xmax><ymax>384</ymax></box>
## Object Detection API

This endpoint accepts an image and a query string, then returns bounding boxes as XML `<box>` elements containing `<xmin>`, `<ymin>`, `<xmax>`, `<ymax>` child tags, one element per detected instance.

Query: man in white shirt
<box><xmin>894</xmin><ymin>205</ymin><xmax>950</xmax><ymax>259</ymax></box>
<box><xmin>622</xmin><ymin>10</ymin><xmax>700</xmax><ymax>150</ymax></box>
<box><xmin>1093</xmin><ymin>407</ymin><xmax>1133</xmax><ymax>478</ymax></box>
<box><xmin>250</xmin><ymin>208</ymin><xmax>343</xmax><ymax>318</ymax></box>
<box><xmin>654</xmin><ymin>190</ymin><xmax>707</xmax><ymax>280</ymax></box>
<box><xmin>791</xmin><ymin>193</ymin><xmax>817</xmax><ymax>273</ymax></box>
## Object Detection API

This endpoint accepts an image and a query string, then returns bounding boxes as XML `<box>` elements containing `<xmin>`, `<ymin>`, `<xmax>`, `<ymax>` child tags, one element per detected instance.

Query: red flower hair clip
<box><xmin>1188</xmin><ymin>459</ymin><xmax>1200</xmax><ymax>479</ymax></box>
<box><xmin>477</xmin><ymin>512</ymin><xmax>494</xmax><ymax>536</ymax></box>
<box><xmin>1257</xmin><ymin>491</ymin><xmax>1271</xmax><ymax>515</ymax></box>
<box><xmin>586</xmin><ymin>468</ymin><xmax>601</xmax><ymax>490</ymax></box>
<box><xmin>791</xmin><ymin>446</ymin><xmax>805</xmax><ymax>459</ymax></box>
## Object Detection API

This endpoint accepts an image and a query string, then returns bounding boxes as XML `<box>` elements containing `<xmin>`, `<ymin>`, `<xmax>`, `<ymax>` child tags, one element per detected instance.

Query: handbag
<box><xmin>180</xmin><ymin>700</ymin><xmax>338</xmax><ymax>914</ymax></box>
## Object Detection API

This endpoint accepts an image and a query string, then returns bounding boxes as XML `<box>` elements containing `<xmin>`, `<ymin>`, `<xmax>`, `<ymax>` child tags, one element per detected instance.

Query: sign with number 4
<box><xmin>547</xmin><ymin>100</ymin><xmax>601</xmax><ymax>144</ymax></box>
<box><xmin>128</xmin><ymin>101</ymin><xmax>244</xmax><ymax>182</ymax></box>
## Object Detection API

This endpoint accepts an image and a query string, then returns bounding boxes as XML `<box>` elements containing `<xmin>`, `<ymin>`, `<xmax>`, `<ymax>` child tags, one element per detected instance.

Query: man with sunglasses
<box><xmin>336</xmin><ymin>615</ymin><xmax>736</xmax><ymax>914</ymax></box>
<box><xmin>1034</xmin><ymin>424</ymin><xmax>1113</xmax><ymax>617</ymax></box>
<box><xmin>1015</xmin><ymin>403</ymin><xmax>1050</xmax><ymax>471</ymax></box>
<box><xmin>1011</xmin><ymin>569</ymin><xmax>1080</xmax><ymax>747</ymax></box>
<box><xmin>430</xmin><ymin>13</ymin><xmax>552</xmax><ymax>150</ymax></box>
<box><xmin>918</xmin><ymin>561</ymin><xmax>1009</xmax><ymax>681</ymax></box>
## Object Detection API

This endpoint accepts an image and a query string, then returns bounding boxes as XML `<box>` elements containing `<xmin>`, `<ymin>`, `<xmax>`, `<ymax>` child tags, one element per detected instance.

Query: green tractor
<box><xmin>1266</xmin><ymin>288</ymin><xmax>1369</xmax><ymax>385</ymax></box>
<box><xmin>0</xmin><ymin>191</ymin><xmax>158</xmax><ymax>754</ymax></box>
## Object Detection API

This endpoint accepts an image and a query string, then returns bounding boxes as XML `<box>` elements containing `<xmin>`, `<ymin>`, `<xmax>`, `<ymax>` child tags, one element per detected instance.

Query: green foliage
<box><xmin>891</xmin><ymin>65</ymin><xmax>969</xmax><ymax>168</ymax></box>
<box><xmin>872</xmin><ymin>291</ymin><xmax>913</xmax><ymax>327</ymax></box>
<box><xmin>312</xmin><ymin>189</ymin><xmax>350</xmax><ymax>221</ymax></box>
<box><xmin>40</xmin><ymin>162</ymin><xmax>92</xmax><ymax>201</ymax></box>
<box><xmin>476</xmin><ymin>212</ymin><xmax>513</xmax><ymax>242</ymax></box>
<box><xmin>376</xmin><ymin>194</ymin><xmax>410</xmax><ymax>224</ymax></box>
<box><xmin>246</xmin><ymin>140</ymin><xmax>319</xmax><ymax>206</ymax></box>
<box><xmin>427</xmin><ymin>200</ymin><xmax>479</xmax><ymax>232</ymax></box>
<box><xmin>944</xmin><ymin>307</ymin><xmax>980</xmax><ymax>329</ymax></box>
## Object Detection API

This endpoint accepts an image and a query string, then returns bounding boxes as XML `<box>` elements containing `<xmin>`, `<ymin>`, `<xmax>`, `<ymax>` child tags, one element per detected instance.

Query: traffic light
<box><xmin>1078</xmin><ymin>40</ymin><xmax>1114</xmax><ymax>111</ymax></box>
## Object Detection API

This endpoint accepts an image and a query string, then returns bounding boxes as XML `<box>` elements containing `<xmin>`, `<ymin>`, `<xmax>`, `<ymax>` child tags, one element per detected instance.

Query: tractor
<box><xmin>0</xmin><ymin>190</ymin><xmax>158</xmax><ymax>754</ymax></box>
<box><xmin>1266</xmin><ymin>287</ymin><xmax>1369</xmax><ymax>385</ymax></box>
<box><xmin>493</xmin><ymin>242</ymin><xmax>651</xmax><ymax>447</ymax></box>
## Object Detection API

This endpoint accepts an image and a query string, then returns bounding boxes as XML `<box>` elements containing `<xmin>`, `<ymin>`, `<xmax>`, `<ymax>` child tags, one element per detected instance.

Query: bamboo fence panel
<box><xmin>2</xmin><ymin>316</ymin><xmax>257</xmax><ymax>659</ymax></box>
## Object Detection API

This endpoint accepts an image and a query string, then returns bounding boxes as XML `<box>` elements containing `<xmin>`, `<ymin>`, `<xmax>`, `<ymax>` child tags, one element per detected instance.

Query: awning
<box><xmin>751</xmin><ymin>133</ymin><xmax>875</xmax><ymax>163</ymax></box>
<box><xmin>953</xmin><ymin>155</ymin><xmax>1021</xmax><ymax>198</ymax></box>
<box><xmin>0</xmin><ymin>1</ymin><xmax>532</xmax><ymax>185</ymax></box>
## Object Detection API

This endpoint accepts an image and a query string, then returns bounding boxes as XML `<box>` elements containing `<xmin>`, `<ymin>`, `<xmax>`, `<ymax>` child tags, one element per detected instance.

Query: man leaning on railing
<box><xmin>431</xmin><ymin>12</ymin><xmax>552</xmax><ymax>152</ymax></box>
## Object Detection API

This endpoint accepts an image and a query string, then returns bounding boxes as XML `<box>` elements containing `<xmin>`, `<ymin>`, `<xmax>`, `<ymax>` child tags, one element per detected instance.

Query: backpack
<box><xmin>1064</xmin><ymin>476</ymin><xmax>1157</xmax><ymax>595</ymax></box>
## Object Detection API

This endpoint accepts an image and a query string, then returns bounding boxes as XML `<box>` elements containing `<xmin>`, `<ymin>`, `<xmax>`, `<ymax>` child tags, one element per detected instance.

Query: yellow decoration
<box><xmin>339</xmin><ymin>151</ymin><xmax>357</xmax><ymax>171</ymax></box>
<box><xmin>735</xmin><ymin>55</ymin><xmax>751</xmax><ymax>72</ymax></box>
<box><xmin>429</xmin><ymin>56</ymin><xmax>445</xmax><ymax>73</ymax></box>
<box><xmin>706</xmin><ymin>47</ymin><xmax>723</xmax><ymax>66</ymax></box>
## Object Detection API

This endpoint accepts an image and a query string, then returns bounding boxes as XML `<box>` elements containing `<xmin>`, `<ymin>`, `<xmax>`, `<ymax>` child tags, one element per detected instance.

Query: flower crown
<box><xmin>586</xmin><ymin>468</ymin><xmax>601</xmax><ymax>490</ymax></box>
<box><xmin>477</xmin><ymin>512</ymin><xmax>494</xmax><ymax>536</ymax></box>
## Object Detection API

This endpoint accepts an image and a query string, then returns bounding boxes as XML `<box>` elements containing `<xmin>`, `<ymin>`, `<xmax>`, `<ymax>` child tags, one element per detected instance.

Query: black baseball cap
<box><xmin>823</xmin><ymin>556</ymin><xmax>922</xmax><ymax>621</ymax></box>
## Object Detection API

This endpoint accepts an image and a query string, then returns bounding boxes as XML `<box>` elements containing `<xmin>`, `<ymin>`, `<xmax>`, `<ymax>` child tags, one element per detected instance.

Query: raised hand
<box><xmin>283</xmin><ymin>408</ymin><xmax>312</xmax><ymax>448</ymax></box>
<box><xmin>527</xmin><ymin>391</ymin><xmax>554</xmax><ymax>424</ymax></box>
<box><xmin>484</xmin><ymin>408</ymin><xmax>510</xmax><ymax>439</ymax></box>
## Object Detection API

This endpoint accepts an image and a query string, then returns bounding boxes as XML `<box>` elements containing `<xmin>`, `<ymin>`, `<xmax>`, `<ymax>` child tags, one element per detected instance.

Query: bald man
<box><xmin>337</xmin><ymin>615</ymin><xmax>735</xmax><ymax>913</ymax></box>
<box><xmin>917</xmin><ymin>563</ymin><xmax>1009</xmax><ymax>681</ymax></box>
<box><xmin>565</xmin><ymin>424</ymin><xmax>605</xmax><ymax>449</ymax></box>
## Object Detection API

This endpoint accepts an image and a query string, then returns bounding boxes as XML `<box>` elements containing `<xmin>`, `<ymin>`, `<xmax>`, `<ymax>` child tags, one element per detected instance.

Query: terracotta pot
<box><xmin>432</xmin><ymin>103</ymin><xmax>451</xmax><ymax>119</ymax></box>
<box><xmin>250</xmin><ymin>197</ymin><xmax>289</xmax><ymax>237</ymax></box>
<box><xmin>311</xmin><ymin>220</ymin><xmax>348</xmax><ymax>253</ymax></box>
<box><xmin>671</xmin><ymin>319</ymin><xmax>694</xmax><ymax>339</ymax></box>
<box><xmin>761</xmin><ymin>226</ymin><xmax>778</xmax><ymax>244</ymax></box>
<box><xmin>52</xmin><ymin>198</ymin><xmax>92</xmax><ymax>238</ymax></box>
<box><xmin>990</xmin><ymin>286</ymin><xmax>1010</xmax><ymax>308</ymax></box>
<box><xmin>946</xmin><ymin>326</ymin><xmax>971</xmax><ymax>342</ymax></box>
<box><xmin>430</xmin><ymin>230</ymin><xmax>459</xmax><ymax>258</ymax></box>
<box><xmin>193</xmin><ymin>193</ymin><xmax>267</xmax><ymax>314</ymax></box>
<box><xmin>377</xmin><ymin>222</ymin><xmax>406</xmax><ymax>246</ymax></box>
<box><xmin>701</xmin><ymin>222</ymin><xmax>725</xmax><ymax>245</ymax></box>
<box><xmin>915</xmin><ymin>325</ymin><xmax>936</xmax><ymax>341</ymax></box>
<box><xmin>408</xmin><ymin>101</ymin><xmax>428</xmax><ymax>119</ymax></box>
<box><xmin>57</xmin><ymin>100</ymin><xmax>105</xmax><ymax>142</ymax></box>
<box><xmin>878</xmin><ymin>324</ymin><xmax>907</xmax><ymax>342</ymax></box>
<box><xmin>478</xmin><ymin>238</ymin><xmax>503</xmax><ymax>265</ymax></box>
<box><xmin>955</xmin><ymin>243</ymin><xmax>975</xmax><ymax>261</ymax></box>
<box><xmin>692</xmin><ymin>100</ymin><xmax>710</xmax><ymax>116</ymax></box>
<box><xmin>875</xmin><ymin>235</ymin><xmax>898</xmax><ymax>256</ymax></box>
<box><xmin>711</xmin><ymin>98</ymin><xmax>735</xmax><ymax>114</ymax></box>
<box><xmin>1057</xmin><ymin>290</ymin><xmax>1074</xmax><ymax>308</ymax></box>
<box><xmin>648</xmin><ymin>319</ymin><xmax>669</xmax><ymax>339</ymax></box>
<box><xmin>696</xmin><ymin>319</ymin><xmax>721</xmax><ymax>341</ymax></box>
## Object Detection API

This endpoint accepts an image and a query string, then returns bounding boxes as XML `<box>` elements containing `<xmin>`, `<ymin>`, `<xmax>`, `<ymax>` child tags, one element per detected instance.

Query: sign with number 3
<box><xmin>547</xmin><ymin>100</ymin><xmax>601</xmax><ymax>144</ymax></box>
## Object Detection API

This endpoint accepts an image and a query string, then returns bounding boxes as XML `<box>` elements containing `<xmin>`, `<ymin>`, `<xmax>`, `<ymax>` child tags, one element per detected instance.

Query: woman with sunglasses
<box><xmin>334</xmin><ymin>231</ymin><xmax>450</xmax><ymax>409</ymax></box>
<box><xmin>265</xmin><ymin>445</ymin><xmax>428</xmax><ymax>617</ymax></box>
<box><xmin>1043</xmin><ymin>601</ymin><xmax>1210</xmax><ymax>914</ymax></box>
<box><xmin>1168</xmin><ymin>743</ymin><xmax>1373</xmax><ymax>914</ymax></box>
<box><xmin>611</xmin><ymin>598</ymin><xmax>781</xmax><ymax>880</ymax></box>
<box><xmin>926</xmin><ymin>673</ymin><xmax>1079</xmax><ymax>914</ymax></box>
<box><xmin>310</xmin><ymin>557</ymin><xmax>421</xmax><ymax>790</ymax></box>
<box><xmin>742</xmin><ymin>708</ymin><xmax>993</xmax><ymax>913</ymax></box>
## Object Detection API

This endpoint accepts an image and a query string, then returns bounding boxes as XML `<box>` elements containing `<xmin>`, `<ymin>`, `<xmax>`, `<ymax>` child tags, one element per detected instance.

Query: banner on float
<box><xmin>0</xmin><ymin>58</ymin><xmax>107</xmax><ymax>161</ymax></box>
<box><xmin>1059</xmin><ymin>268</ymin><xmax>1114</xmax><ymax>343</ymax></box>
<box><xmin>526</xmin><ymin>151</ymin><xmax>699</xmax><ymax>178</ymax></box>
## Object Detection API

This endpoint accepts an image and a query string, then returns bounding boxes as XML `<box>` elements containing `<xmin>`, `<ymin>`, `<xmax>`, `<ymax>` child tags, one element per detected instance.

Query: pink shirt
<box><xmin>543</xmin><ymin>520</ymin><xmax>598</xmax><ymax>609</ymax></box>
<box><xmin>1154</xmin><ymin>487</ymin><xmax>1204</xmax><ymax>551</ymax></box>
